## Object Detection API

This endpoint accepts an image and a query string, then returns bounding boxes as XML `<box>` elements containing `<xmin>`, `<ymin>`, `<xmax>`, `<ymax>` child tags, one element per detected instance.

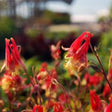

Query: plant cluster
<box><xmin>0</xmin><ymin>32</ymin><xmax>112</xmax><ymax>112</ymax></box>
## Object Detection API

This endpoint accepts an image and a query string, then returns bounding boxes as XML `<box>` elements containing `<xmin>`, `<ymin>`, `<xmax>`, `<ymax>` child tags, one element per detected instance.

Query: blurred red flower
<box><xmin>50</xmin><ymin>41</ymin><xmax>61</xmax><ymax>60</ymax></box>
<box><xmin>104</xmin><ymin>98</ymin><xmax>112</xmax><ymax>112</ymax></box>
<box><xmin>90</xmin><ymin>90</ymin><xmax>103</xmax><ymax>112</ymax></box>
<box><xmin>108</xmin><ymin>68</ymin><xmax>112</xmax><ymax>79</ymax></box>
<box><xmin>33</xmin><ymin>105</ymin><xmax>43</xmax><ymax>112</ymax></box>
<box><xmin>58</xmin><ymin>93</ymin><xmax>70</xmax><ymax>104</ymax></box>
<box><xmin>54</xmin><ymin>102</ymin><xmax>64</xmax><ymax>112</ymax></box>
<box><xmin>103</xmin><ymin>84</ymin><xmax>111</xmax><ymax>98</ymax></box>
<box><xmin>84</xmin><ymin>73</ymin><xmax>102</xmax><ymax>87</ymax></box>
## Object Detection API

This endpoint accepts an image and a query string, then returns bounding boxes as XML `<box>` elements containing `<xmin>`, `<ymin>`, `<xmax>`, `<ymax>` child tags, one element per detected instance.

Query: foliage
<box><xmin>43</xmin><ymin>10</ymin><xmax>70</xmax><ymax>24</ymax></box>
<box><xmin>0</xmin><ymin>17</ymin><xmax>17</xmax><ymax>57</ymax></box>
<box><xmin>100</xmin><ymin>31</ymin><xmax>112</xmax><ymax>49</ymax></box>
<box><xmin>99</xmin><ymin>30</ymin><xmax>112</xmax><ymax>71</ymax></box>
<box><xmin>0</xmin><ymin>17</ymin><xmax>16</xmax><ymax>36</ymax></box>
<box><xmin>15</xmin><ymin>30</ymin><xmax>101</xmax><ymax>60</ymax></box>
<box><xmin>0</xmin><ymin>31</ymin><xmax>112</xmax><ymax>112</ymax></box>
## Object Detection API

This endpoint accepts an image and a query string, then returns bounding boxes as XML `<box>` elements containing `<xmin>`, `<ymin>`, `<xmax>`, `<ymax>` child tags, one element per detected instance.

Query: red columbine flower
<box><xmin>40</xmin><ymin>68</ymin><xmax>58</xmax><ymax>91</ymax></box>
<box><xmin>58</xmin><ymin>93</ymin><xmax>70</xmax><ymax>104</ymax></box>
<box><xmin>43</xmin><ymin>74</ymin><xmax>57</xmax><ymax>91</ymax></box>
<box><xmin>85</xmin><ymin>73</ymin><xmax>102</xmax><ymax>87</ymax></box>
<box><xmin>50</xmin><ymin>41</ymin><xmax>61</xmax><ymax>60</ymax></box>
<box><xmin>104</xmin><ymin>98</ymin><xmax>112</xmax><ymax>112</ymax></box>
<box><xmin>89</xmin><ymin>73</ymin><xmax>102</xmax><ymax>87</ymax></box>
<box><xmin>90</xmin><ymin>90</ymin><xmax>103</xmax><ymax>112</ymax></box>
<box><xmin>64</xmin><ymin>32</ymin><xmax>93</xmax><ymax>74</ymax></box>
<box><xmin>40</xmin><ymin>62</ymin><xmax>48</xmax><ymax>70</ymax></box>
<box><xmin>45</xmin><ymin>100</ymin><xmax>54</xmax><ymax>110</ymax></box>
<box><xmin>103</xmin><ymin>84</ymin><xmax>111</xmax><ymax>98</ymax></box>
<box><xmin>54</xmin><ymin>102</ymin><xmax>64</xmax><ymax>112</ymax></box>
<box><xmin>1</xmin><ymin>38</ymin><xmax>26</xmax><ymax>72</ymax></box>
<box><xmin>33</xmin><ymin>105</ymin><xmax>43</xmax><ymax>112</ymax></box>
<box><xmin>1</xmin><ymin>71</ymin><xmax>25</xmax><ymax>92</ymax></box>
<box><xmin>108</xmin><ymin>68</ymin><xmax>112</xmax><ymax>80</ymax></box>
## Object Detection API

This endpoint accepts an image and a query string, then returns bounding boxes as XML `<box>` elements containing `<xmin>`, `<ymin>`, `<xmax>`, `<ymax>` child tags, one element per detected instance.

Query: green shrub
<box><xmin>0</xmin><ymin>17</ymin><xmax>17</xmax><ymax>57</ymax></box>
<box><xmin>98</xmin><ymin>31</ymin><xmax>112</xmax><ymax>72</ymax></box>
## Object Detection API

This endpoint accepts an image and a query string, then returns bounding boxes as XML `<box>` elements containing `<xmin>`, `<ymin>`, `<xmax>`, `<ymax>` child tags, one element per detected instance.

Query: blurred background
<box><xmin>0</xmin><ymin>0</ymin><xmax>112</xmax><ymax>66</ymax></box>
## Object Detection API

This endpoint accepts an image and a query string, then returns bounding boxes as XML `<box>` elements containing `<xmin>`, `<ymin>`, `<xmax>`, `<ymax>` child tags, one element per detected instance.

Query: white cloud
<box><xmin>97</xmin><ymin>9</ymin><xmax>110</xmax><ymax>17</ymax></box>
<box><xmin>71</xmin><ymin>14</ymin><xmax>97</xmax><ymax>23</ymax></box>
<box><xmin>46</xmin><ymin>1</ymin><xmax>69</xmax><ymax>13</ymax></box>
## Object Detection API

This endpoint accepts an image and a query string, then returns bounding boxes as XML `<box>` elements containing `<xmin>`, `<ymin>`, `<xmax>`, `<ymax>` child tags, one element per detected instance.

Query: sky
<box><xmin>46</xmin><ymin>0</ymin><xmax>111</xmax><ymax>15</ymax></box>
<box><xmin>17</xmin><ymin>0</ymin><xmax>112</xmax><ymax>22</ymax></box>
<box><xmin>46</xmin><ymin>0</ymin><xmax>112</xmax><ymax>22</ymax></box>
